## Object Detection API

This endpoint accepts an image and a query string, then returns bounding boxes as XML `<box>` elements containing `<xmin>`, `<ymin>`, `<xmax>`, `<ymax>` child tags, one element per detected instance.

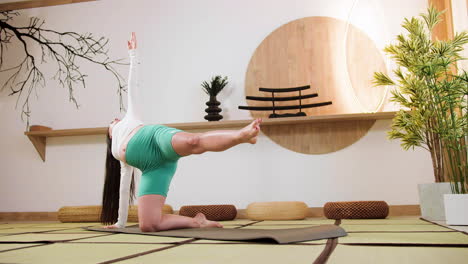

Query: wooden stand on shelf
<box><xmin>238</xmin><ymin>85</ymin><xmax>332</xmax><ymax>118</ymax></box>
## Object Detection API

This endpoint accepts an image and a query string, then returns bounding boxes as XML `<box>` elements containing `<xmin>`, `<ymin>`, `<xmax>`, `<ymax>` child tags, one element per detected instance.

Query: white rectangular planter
<box><xmin>418</xmin><ymin>183</ymin><xmax>452</xmax><ymax>221</ymax></box>
<box><xmin>444</xmin><ymin>194</ymin><xmax>468</xmax><ymax>226</ymax></box>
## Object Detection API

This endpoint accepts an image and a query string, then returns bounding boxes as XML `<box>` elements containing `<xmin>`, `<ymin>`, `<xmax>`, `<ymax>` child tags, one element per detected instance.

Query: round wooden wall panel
<box><xmin>245</xmin><ymin>17</ymin><xmax>387</xmax><ymax>154</ymax></box>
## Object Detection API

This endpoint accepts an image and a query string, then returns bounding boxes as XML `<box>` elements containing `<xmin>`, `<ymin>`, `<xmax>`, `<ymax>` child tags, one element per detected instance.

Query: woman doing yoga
<box><xmin>101</xmin><ymin>33</ymin><xmax>262</xmax><ymax>232</ymax></box>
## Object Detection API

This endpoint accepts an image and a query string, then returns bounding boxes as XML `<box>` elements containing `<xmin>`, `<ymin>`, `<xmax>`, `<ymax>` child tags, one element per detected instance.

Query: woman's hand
<box><xmin>127</xmin><ymin>32</ymin><xmax>137</xmax><ymax>50</ymax></box>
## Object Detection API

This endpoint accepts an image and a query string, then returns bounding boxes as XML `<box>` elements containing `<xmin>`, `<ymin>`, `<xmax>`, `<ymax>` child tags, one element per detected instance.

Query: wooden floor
<box><xmin>0</xmin><ymin>216</ymin><xmax>467</xmax><ymax>264</ymax></box>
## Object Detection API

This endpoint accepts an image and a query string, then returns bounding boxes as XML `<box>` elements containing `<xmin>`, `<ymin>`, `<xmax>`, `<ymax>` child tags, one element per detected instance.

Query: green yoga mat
<box><xmin>86</xmin><ymin>225</ymin><xmax>347</xmax><ymax>244</ymax></box>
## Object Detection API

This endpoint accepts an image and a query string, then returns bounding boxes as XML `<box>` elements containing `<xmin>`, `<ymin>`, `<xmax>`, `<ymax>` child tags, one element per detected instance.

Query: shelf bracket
<box><xmin>27</xmin><ymin>125</ymin><xmax>52</xmax><ymax>162</ymax></box>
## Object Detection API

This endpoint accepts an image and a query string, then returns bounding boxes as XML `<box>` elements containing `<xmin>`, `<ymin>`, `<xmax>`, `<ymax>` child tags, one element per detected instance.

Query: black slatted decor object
<box><xmin>239</xmin><ymin>85</ymin><xmax>332</xmax><ymax>118</ymax></box>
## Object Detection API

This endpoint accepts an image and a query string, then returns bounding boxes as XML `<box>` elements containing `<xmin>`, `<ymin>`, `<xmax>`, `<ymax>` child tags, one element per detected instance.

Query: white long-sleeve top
<box><xmin>111</xmin><ymin>49</ymin><xmax>143</xmax><ymax>228</ymax></box>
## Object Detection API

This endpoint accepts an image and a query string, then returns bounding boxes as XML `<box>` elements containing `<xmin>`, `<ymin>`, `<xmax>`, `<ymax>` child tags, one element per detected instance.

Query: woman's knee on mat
<box><xmin>139</xmin><ymin>219</ymin><xmax>161</xmax><ymax>232</ymax></box>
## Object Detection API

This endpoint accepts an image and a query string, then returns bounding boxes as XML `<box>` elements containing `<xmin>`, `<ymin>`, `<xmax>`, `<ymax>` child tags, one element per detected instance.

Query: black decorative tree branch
<box><xmin>0</xmin><ymin>11</ymin><xmax>127</xmax><ymax>126</ymax></box>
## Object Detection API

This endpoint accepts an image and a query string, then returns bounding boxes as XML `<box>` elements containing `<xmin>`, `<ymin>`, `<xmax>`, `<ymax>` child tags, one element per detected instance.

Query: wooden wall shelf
<box><xmin>0</xmin><ymin>0</ymin><xmax>97</xmax><ymax>12</ymax></box>
<box><xmin>25</xmin><ymin>111</ymin><xmax>396</xmax><ymax>161</ymax></box>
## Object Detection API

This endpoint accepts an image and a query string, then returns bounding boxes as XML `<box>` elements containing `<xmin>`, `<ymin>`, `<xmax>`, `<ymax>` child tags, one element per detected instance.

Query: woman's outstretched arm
<box><xmin>126</xmin><ymin>32</ymin><xmax>142</xmax><ymax>120</ymax></box>
<box><xmin>102</xmin><ymin>33</ymin><xmax>140</xmax><ymax>229</ymax></box>
<box><xmin>115</xmin><ymin>163</ymin><xmax>133</xmax><ymax>228</ymax></box>
<box><xmin>102</xmin><ymin>162</ymin><xmax>133</xmax><ymax>229</ymax></box>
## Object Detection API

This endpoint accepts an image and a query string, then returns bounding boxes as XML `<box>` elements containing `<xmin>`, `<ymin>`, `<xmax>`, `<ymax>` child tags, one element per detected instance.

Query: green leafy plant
<box><xmin>374</xmin><ymin>6</ymin><xmax>468</xmax><ymax>194</ymax></box>
<box><xmin>201</xmin><ymin>75</ymin><xmax>228</xmax><ymax>97</ymax></box>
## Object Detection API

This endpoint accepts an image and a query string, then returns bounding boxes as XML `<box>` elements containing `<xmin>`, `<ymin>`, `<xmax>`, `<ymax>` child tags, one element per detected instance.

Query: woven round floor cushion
<box><xmin>246</xmin><ymin>201</ymin><xmax>308</xmax><ymax>220</ymax></box>
<box><xmin>324</xmin><ymin>201</ymin><xmax>389</xmax><ymax>219</ymax></box>
<box><xmin>58</xmin><ymin>204</ymin><xmax>173</xmax><ymax>223</ymax></box>
<box><xmin>179</xmin><ymin>205</ymin><xmax>237</xmax><ymax>221</ymax></box>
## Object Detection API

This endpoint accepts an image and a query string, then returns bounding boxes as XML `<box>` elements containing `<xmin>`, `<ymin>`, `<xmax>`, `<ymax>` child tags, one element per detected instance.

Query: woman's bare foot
<box><xmin>238</xmin><ymin>118</ymin><xmax>262</xmax><ymax>144</ymax></box>
<box><xmin>194</xmin><ymin>213</ymin><xmax>223</xmax><ymax>228</ymax></box>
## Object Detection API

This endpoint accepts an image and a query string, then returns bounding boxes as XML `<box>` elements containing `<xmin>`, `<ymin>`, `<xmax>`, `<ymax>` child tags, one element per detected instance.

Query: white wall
<box><xmin>0</xmin><ymin>0</ymin><xmax>433</xmax><ymax>212</ymax></box>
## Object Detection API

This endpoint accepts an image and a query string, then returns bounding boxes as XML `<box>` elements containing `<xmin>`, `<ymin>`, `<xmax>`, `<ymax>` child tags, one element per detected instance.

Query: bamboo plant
<box><xmin>374</xmin><ymin>7</ymin><xmax>468</xmax><ymax>194</ymax></box>
<box><xmin>202</xmin><ymin>75</ymin><xmax>228</xmax><ymax>97</ymax></box>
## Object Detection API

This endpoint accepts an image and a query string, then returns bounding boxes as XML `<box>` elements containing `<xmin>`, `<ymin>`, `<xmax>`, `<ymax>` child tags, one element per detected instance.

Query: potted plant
<box><xmin>202</xmin><ymin>75</ymin><xmax>228</xmax><ymax>121</ymax></box>
<box><xmin>373</xmin><ymin>7</ymin><xmax>467</xmax><ymax>223</ymax></box>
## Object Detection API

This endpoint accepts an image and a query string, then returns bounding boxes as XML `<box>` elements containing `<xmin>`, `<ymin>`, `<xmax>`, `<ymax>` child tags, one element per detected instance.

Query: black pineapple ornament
<box><xmin>202</xmin><ymin>75</ymin><xmax>228</xmax><ymax>122</ymax></box>
<box><xmin>204</xmin><ymin>96</ymin><xmax>223</xmax><ymax>121</ymax></box>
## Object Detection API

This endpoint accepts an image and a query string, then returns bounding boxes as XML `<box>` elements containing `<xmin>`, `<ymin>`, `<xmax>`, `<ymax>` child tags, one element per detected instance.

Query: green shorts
<box><xmin>125</xmin><ymin>125</ymin><xmax>182</xmax><ymax>197</ymax></box>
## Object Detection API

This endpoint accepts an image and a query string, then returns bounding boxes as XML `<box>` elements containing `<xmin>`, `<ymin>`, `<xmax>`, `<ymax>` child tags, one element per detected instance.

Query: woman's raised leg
<box><xmin>138</xmin><ymin>194</ymin><xmax>222</xmax><ymax>232</ymax></box>
<box><xmin>172</xmin><ymin>118</ymin><xmax>262</xmax><ymax>156</ymax></box>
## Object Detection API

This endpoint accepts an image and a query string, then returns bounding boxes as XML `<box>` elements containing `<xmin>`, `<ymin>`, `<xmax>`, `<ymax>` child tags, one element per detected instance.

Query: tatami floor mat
<box><xmin>340</xmin><ymin>224</ymin><xmax>452</xmax><ymax>232</ymax></box>
<box><xmin>28</xmin><ymin>223</ymin><xmax>103</xmax><ymax>228</ymax></box>
<box><xmin>0</xmin><ymin>233</ymin><xmax>109</xmax><ymax>242</ymax></box>
<box><xmin>327</xmin><ymin>245</ymin><xmax>468</xmax><ymax>264</ymax></box>
<box><xmin>340</xmin><ymin>218</ymin><xmax>432</xmax><ymax>225</ymax></box>
<box><xmin>117</xmin><ymin>244</ymin><xmax>326</xmax><ymax>264</ymax></box>
<box><xmin>1</xmin><ymin>217</ymin><xmax>466</xmax><ymax>264</ymax></box>
<box><xmin>0</xmin><ymin>223</ymin><xmax>49</xmax><ymax>228</ymax></box>
<box><xmin>338</xmin><ymin>231</ymin><xmax>468</xmax><ymax>245</ymax></box>
<box><xmin>0</xmin><ymin>243</ymin><xmax>165</xmax><ymax>264</ymax></box>
<box><xmin>0</xmin><ymin>227</ymin><xmax>72</xmax><ymax>234</ymax></box>
<box><xmin>0</xmin><ymin>243</ymin><xmax>42</xmax><ymax>252</ymax></box>
<box><xmin>76</xmin><ymin>233</ymin><xmax>190</xmax><ymax>244</ymax></box>
<box><xmin>45</xmin><ymin>228</ymin><xmax>107</xmax><ymax>234</ymax></box>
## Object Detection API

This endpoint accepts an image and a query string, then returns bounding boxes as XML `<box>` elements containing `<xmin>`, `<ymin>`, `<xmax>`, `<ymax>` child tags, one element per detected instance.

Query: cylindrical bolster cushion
<box><xmin>58</xmin><ymin>205</ymin><xmax>173</xmax><ymax>223</ymax></box>
<box><xmin>179</xmin><ymin>205</ymin><xmax>237</xmax><ymax>221</ymax></box>
<box><xmin>246</xmin><ymin>201</ymin><xmax>308</xmax><ymax>220</ymax></box>
<box><xmin>324</xmin><ymin>201</ymin><xmax>389</xmax><ymax>219</ymax></box>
